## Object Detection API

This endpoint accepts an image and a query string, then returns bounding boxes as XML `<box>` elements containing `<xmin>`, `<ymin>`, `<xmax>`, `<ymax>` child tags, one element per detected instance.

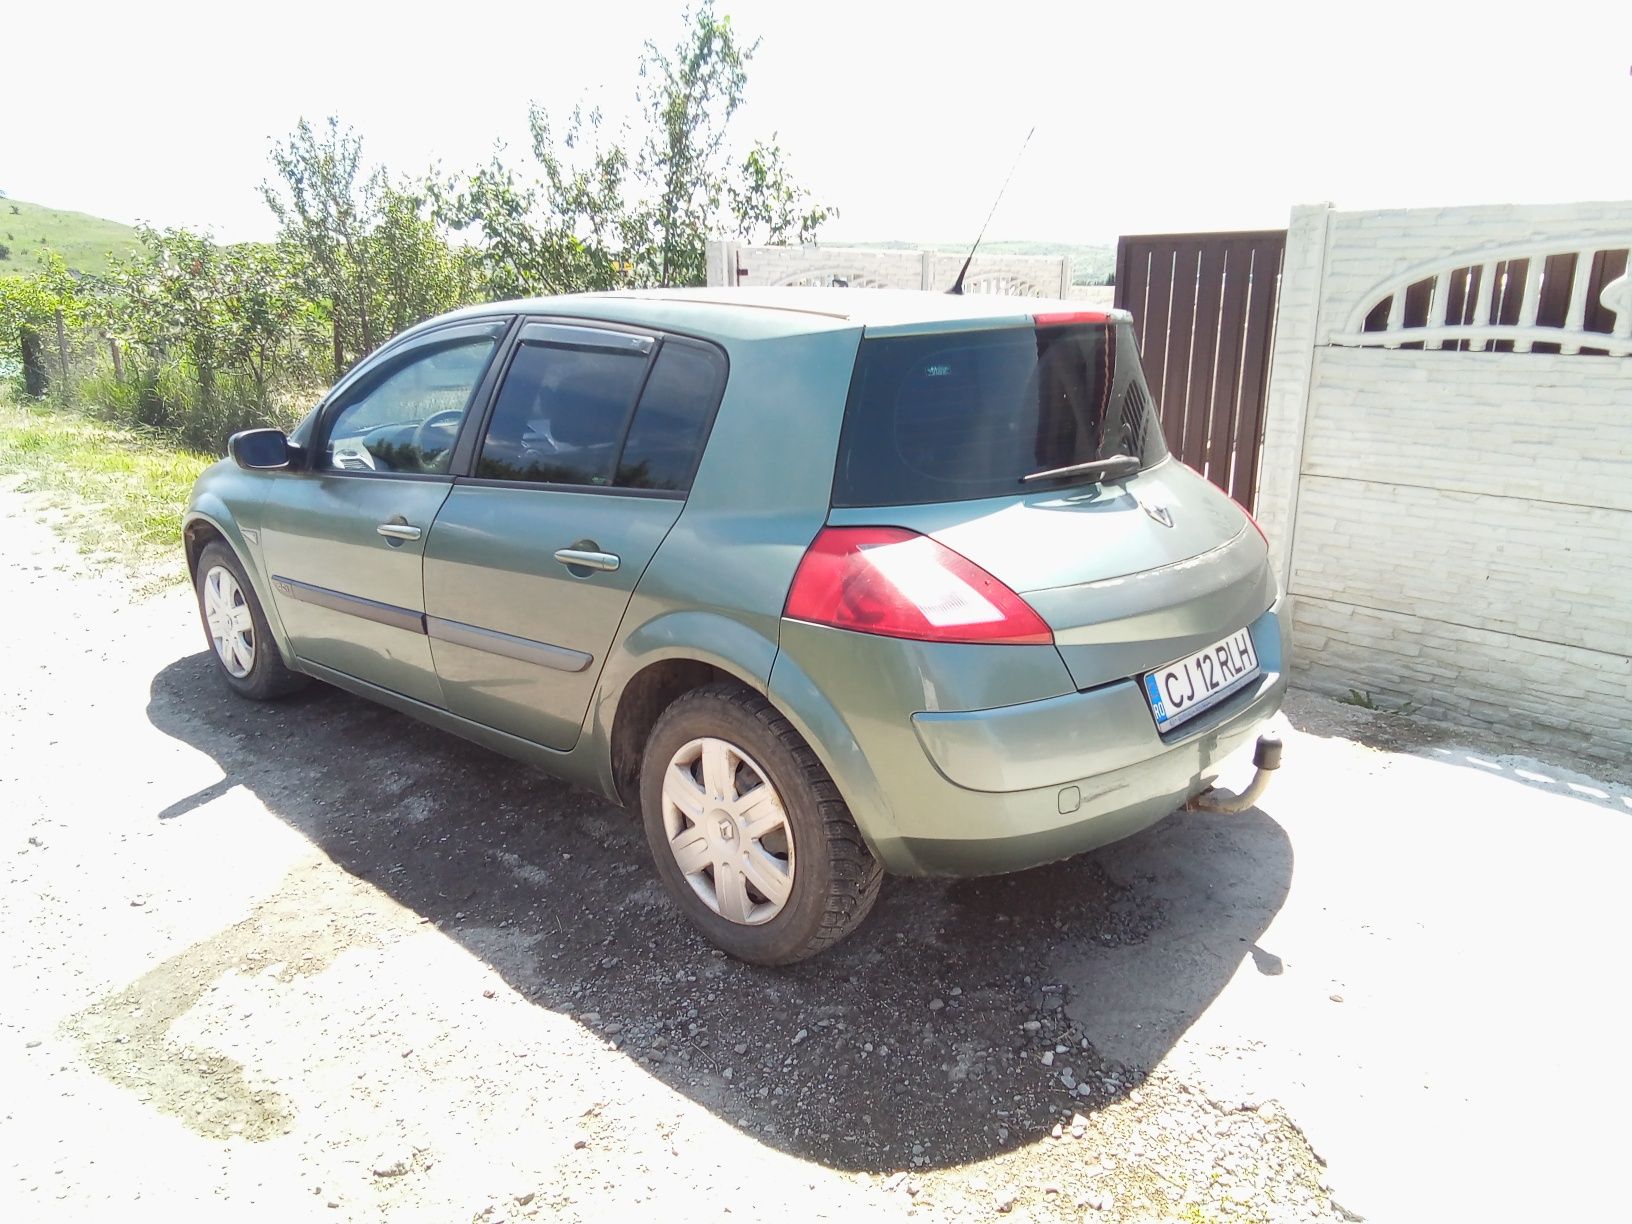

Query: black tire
<box><xmin>639</xmin><ymin>682</ymin><xmax>883</xmax><ymax>965</ymax></box>
<box><xmin>193</xmin><ymin>541</ymin><xmax>308</xmax><ymax>701</ymax></box>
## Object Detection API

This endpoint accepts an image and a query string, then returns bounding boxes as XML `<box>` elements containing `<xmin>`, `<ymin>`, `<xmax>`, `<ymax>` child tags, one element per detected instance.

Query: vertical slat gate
<box><xmin>1115</xmin><ymin>228</ymin><xmax>1287</xmax><ymax>510</ymax></box>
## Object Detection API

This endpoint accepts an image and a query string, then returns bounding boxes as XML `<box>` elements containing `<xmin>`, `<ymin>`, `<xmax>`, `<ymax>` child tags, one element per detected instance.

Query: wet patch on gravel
<box><xmin>62</xmin><ymin>861</ymin><xmax>393</xmax><ymax>1142</ymax></box>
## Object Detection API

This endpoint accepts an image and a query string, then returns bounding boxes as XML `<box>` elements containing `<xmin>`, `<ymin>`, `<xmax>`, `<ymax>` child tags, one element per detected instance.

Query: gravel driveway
<box><xmin>3</xmin><ymin>485</ymin><xmax>1627</xmax><ymax>1222</ymax></box>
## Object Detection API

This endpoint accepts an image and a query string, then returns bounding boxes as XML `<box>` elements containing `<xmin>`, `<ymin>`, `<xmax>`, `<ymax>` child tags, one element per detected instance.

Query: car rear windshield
<box><xmin>831</xmin><ymin>320</ymin><xmax>1167</xmax><ymax>507</ymax></box>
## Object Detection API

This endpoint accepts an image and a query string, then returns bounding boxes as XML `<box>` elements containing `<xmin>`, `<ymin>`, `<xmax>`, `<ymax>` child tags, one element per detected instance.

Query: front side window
<box><xmin>321</xmin><ymin>330</ymin><xmax>501</xmax><ymax>474</ymax></box>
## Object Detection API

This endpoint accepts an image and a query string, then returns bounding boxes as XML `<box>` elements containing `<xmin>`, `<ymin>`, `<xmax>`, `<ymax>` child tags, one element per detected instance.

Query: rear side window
<box><xmin>476</xmin><ymin>341</ymin><xmax>649</xmax><ymax>486</ymax></box>
<box><xmin>616</xmin><ymin>341</ymin><xmax>726</xmax><ymax>491</ymax></box>
<box><xmin>832</xmin><ymin>321</ymin><xmax>1167</xmax><ymax>507</ymax></box>
<box><xmin>475</xmin><ymin>332</ymin><xmax>725</xmax><ymax>493</ymax></box>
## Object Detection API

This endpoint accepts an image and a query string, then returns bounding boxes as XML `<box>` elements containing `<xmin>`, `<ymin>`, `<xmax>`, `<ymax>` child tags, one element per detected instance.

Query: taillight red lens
<box><xmin>1032</xmin><ymin>310</ymin><xmax>1111</xmax><ymax>327</ymax></box>
<box><xmin>784</xmin><ymin>527</ymin><xmax>1054</xmax><ymax>645</ymax></box>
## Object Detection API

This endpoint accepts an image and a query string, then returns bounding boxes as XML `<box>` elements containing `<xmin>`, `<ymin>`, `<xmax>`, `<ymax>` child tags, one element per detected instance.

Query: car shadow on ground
<box><xmin>145</xmin><ymin>652</ymin><xmax>1293</xmax><ymax>1173</ymax></box>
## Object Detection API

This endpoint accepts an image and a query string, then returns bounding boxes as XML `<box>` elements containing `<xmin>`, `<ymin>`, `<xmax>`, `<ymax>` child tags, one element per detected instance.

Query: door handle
<box><xmin>377</xmin><ymin>522</ymin><xmax>423</xmax><ymax>541</ymax></box>
<box><xmin>554</xmin><ymin>548</ymin><xmax>620</xmax><ymax>573</ymax></box>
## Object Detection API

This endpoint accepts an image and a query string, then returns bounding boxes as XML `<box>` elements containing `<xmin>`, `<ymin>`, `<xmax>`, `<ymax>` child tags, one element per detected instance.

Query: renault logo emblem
<box><xmin>1142</xmin><ymin>501</ymin><xmax>1174</xmax><ymax>528</ymax></box>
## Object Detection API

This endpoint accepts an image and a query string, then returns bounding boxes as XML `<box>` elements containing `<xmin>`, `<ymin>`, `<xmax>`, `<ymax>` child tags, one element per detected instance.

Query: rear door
<box><xmin>423</xmin><ymin>322</ymin><xmax>727</xmax><ymax>750</ymax></box>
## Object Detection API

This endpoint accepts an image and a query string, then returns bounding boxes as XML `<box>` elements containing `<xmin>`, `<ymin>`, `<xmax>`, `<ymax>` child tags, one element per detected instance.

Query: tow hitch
<box><xmin>1185</xmin><ymin>732</ymin><xmax>1283</xmax><ymax>814</ymax></box>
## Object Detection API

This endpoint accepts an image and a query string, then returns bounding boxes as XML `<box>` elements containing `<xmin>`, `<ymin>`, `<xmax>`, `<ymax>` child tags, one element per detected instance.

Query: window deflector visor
<box><xmin>518</xmin><ymin>322</ymin><xmax>654</xmax><ymax>355</ymax></box>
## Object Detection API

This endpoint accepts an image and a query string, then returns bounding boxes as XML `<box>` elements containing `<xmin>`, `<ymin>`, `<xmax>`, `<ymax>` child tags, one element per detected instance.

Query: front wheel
<box><xmin>193</xmin><ymin>541</ymin><xmax>308</xmax><ymax>701</ymax></box>
<box><xmin>639</xmin><ymin>682</ymin><xmax>882</xmax><ymax>965</ymax></box>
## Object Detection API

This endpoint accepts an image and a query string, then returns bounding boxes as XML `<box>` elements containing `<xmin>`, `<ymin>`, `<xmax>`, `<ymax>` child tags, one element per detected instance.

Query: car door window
<box><xmin>476</xmin><ymin>340</ymin><xmax>650</xmax><ymax>486</ymax></box>
<box><xmin>615</xmin><ymin>341</ymin><xmax>726</xmax><ymax>491</ymax></box>
<box><xmin>321</xmin><ymin>334</ymin><xmax>500</xmax><ymax>474</ymax></box>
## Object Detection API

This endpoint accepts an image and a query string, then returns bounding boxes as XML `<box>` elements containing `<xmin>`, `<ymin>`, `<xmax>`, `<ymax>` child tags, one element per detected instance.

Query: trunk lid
<box><xmin>828</xmin><ymin>460</ymin><xmax>1274</xmax><ymax>690</ymax></box>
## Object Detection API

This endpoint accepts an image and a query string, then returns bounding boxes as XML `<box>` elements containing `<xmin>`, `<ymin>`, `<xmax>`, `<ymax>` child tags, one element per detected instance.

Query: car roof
<box><xmin>429</xmin><ymin>286</ymin><xmax>1126</xmax><ymax>343</ymax></box>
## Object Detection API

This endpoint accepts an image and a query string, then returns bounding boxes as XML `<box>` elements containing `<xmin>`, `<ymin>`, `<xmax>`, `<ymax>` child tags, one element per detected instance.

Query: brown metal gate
<box><xmin>1114</xmin><ymin>229</ymin><xmax>1285</xmax><ymax>510</ymax></box>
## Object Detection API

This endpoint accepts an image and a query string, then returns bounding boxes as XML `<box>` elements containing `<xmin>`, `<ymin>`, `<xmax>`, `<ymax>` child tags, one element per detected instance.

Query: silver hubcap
<box><xmin>202</xmin><ymin>565</ymin><xmax>255</xmax><ymax>678</ymax></box>
<box><xmin>662</xmin><ymin>737</ymin><xmax>795</xmax><ymax>926</ymax></box>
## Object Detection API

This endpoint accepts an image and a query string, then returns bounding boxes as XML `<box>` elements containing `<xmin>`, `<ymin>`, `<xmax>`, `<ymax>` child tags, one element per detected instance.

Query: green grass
<box><xmin>0</xmin><ymin>395</ymin><xmax>214</xmax><ymax>586</ymax></box>
<box><xmin>0</xmin><ymin>196</ymin><xmax>140</xmax><ymax>278</ymax></box>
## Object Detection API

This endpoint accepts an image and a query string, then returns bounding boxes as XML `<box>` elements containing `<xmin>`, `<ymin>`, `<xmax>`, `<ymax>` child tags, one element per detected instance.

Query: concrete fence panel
<box><xmin>1257</xmin><ymin>200</ymin><xmax>1632</xmax><ymax>768</ymax></box>
<box><xmin>707</xmin><ymin>241</ymin><xmax>1072</xmax><ymax>298</ymax></box>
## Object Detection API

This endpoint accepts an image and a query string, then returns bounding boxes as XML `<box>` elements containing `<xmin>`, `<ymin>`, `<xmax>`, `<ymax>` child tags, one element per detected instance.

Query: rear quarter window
<box><xmin>617</xmin><ymin>340</ymin><xmax>727</xmax><ymax>492</ymax></box>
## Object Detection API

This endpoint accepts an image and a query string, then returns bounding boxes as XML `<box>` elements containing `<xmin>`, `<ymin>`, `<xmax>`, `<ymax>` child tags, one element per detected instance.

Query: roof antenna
<box><xmin>947</xmin><ymin>125</ymin><xmax>1035</xmax><ymax>295</ymax></box>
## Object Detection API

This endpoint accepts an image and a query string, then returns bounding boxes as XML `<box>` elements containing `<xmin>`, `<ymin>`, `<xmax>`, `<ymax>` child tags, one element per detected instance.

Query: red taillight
<box><xmin>784</xmin><ymin>527</ymin><xmax>1054</xmax><ymax>646</ymax></box>
<box><xmin>1032</xmin><ymin>310</ymin><xmax>1110</xmax><ymax>327</ymax></box>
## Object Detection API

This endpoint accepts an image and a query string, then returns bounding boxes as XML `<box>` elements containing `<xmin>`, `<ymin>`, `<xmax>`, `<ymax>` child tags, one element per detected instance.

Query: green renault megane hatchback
<box><xmin>185</xmin><ymin>287</ymin><xmax>1287</xmax><ymax>963</ymax></box>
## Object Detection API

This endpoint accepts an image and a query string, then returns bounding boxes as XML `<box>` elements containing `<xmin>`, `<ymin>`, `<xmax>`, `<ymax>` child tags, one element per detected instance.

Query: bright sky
<box><xmin>5</xmin><ymin>0</ymin><xmax>1629</xmax><ymax>247</ymax></box>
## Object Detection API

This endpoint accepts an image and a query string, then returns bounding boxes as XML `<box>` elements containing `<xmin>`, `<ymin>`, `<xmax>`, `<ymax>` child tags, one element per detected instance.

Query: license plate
<box><xmin>1142</xmin><ymin>628</ymin><xmax>1260</xmax><ymax>732</ymax></box>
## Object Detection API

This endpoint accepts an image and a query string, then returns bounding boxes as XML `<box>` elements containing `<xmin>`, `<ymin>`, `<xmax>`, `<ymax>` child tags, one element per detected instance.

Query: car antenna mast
<box><xmin>947</xmin><ymin>125</ymin><xmax>1035</xmax><ymax>296</ymax></box>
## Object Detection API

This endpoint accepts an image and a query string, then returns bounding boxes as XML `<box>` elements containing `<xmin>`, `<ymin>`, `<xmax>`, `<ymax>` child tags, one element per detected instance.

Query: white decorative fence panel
<box><xmin>706</xmin><ymin>241</ymin><xmax>1073</xmax><ymax>298</ymax></box>
<box><xmin>1257</xmin><ymin>201</ymin><xmax>1632</xmax><ymax>770</ymax></box>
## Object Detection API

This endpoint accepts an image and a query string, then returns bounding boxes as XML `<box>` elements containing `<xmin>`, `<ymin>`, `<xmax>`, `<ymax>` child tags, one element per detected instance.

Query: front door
<box><xmin>424</xmin><ymin>324</ymin><xmax>727</xmax><ymax>750</ymax></box>
<box><xmin>260</xmin><ymin>320</ymin><xmax>508</xmax><ymax>706</ymax></box>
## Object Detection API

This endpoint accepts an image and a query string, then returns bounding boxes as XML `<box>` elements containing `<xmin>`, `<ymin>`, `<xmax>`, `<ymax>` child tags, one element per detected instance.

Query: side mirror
<box><xmin>228</xmin><ymin>428</ymin><xmax>292</xmax><ymax>471</ymax></box>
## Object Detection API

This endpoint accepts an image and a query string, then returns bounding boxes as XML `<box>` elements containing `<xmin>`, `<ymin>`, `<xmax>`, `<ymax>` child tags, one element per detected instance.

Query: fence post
<box><xmin>921</xmin><ymin>251</ymin><xmax>935</xmax><ymax>290</ymax></box>
<box><xmin>706</xmin><ymin>239</ymin><xmax>729</xmax><ymax>287</ymax></box>
<box><xmin>1059</xmin><ymin>255</ymin><xmax>1073</xmax><ymax>298</ymax></box>
<box><xmin>1254</xmin><ymin>202</ymin><xmax>1335</xmax><ymax>589</ymax></box>
<box><xmin>20</xmin><ymin>327</ymin><xmax>48</xmax><ymax>397</ymax></box>
<box><xmin>54</xmin><ymin>310</ymin><xmax>72</xmax><ymax>402</ymax></box>
<box><xmin>109</xmin><ymin>336</ymin><xmax>124</xmax><ymax>382</ymax></box>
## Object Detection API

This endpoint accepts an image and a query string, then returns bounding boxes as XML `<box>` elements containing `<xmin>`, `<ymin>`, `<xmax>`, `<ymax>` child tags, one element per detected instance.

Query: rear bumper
<box><xmin>769</xmin><ymin>600</ymin><xmax>1287</xmax><ymax>877</ymax></box>
<box><xmin>895</xmin><ymin>660</ymin><xmax>1285</xmax><ymax>875</ymax></box>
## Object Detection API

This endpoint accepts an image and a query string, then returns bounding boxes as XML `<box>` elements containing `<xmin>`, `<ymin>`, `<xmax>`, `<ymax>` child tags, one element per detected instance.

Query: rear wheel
<box><xmin>639</xmin><ymin>682</ymin><xmax>882</xmax><ymax>964</ymax></box>
<box><xmin>193</xmin><ymin>542</ymin><xmax>307</xmax><ymax>701</ymax></box>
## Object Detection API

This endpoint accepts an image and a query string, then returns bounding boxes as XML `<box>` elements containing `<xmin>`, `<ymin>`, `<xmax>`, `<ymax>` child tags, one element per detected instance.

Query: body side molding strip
<box><xmin>269</xmin><ymin>576</ymin><xmax>594</xmax><ymax>674</ymax></box>
<box><xmin>426</xmin><ymin>615</ymin><xmax>594</xmax><ymax>674</ymax></box>
<box><xmin>270</xmin><ymin>575</ymin><xmax>427</xmax><ymax>635</ymax></box>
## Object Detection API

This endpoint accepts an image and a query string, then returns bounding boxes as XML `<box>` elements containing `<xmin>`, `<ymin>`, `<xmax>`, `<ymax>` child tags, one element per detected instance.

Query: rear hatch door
<box><xmin>829</xmin><ymin>315</ymin><xmax>1275</xmax><ymax>690</ymax></box>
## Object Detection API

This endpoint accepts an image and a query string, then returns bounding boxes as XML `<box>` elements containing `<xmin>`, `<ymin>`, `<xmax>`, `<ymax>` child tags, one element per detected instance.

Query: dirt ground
<box><xmin>3</xmin><ymin>484</ymin><xmax>1628</xmax><ymax>1223</ymax></box>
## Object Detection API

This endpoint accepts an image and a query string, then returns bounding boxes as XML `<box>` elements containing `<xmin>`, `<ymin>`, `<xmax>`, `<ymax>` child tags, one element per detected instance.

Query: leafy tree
<box><xmin>104</xmin><ymin>227</ymin><xmax>230</xmax><ymax>409</ymax></box>
<box><xmin>0</xmin><ymin>275</ymin><xmax>52</xmax><ymax>392</ymax></box>
<box><xmin>217</xmin><ymin>243</ymin><xmax>325</xmax><ymax>408</ymax></box>
<box><xmin>440</xmin><ymin>2</ymin><xmax>833</xmax><ymax>295</ymax></box>
<box><xmin>634</xmin><ymin>1</ymin><xmax>754</xmax><ymax>286</ymax></box>
<box><xmin>262</xmin><ymin>117</ymin><xmax>384</xmax><ymax>371</ymax></box>
<box><xmin>433</xmin><ymin>118</ymin><xmax>625</xmax><ymax>298</ymax></box>
<box><xmin>264</xmin><ymin>118</ymin><xmax>479</xmax><ymax>370</ymax></box>
<box><xmin>4</xmin><ymin>5</ymin><xmax>834</xmax><ymax>445</ymax></box>
<box><xmin>104</xmin><ymin>227</ymin><xmax>318</xmax><ymax>414</ymax></box>
<box><xmin>529</xmin><ymin>104</ymin><xmax>644</xmax><ymax>290</ymax></box>
<box><xmin>728</xmin><ymin>138</ymin><xmax>834</xmax><ymax>246</ymax></box>
<box><xmin>368</xmin><ymin>182</ymin><xmax>482</xmax><ymax>334</ymax></box>
<box><xmin>0</xmin><ymin>254</ymin><xmax>84</xmax><ymax>396</ymax></box>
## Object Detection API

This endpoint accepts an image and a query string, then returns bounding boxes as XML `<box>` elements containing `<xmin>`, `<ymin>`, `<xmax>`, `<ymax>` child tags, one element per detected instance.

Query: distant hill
<box><xmin>0</xmin><ymin>197</ymin><xmax>139</xmax><ymax>278</ymax></box>
<box><xmin>841</xmin><ymin>239</ymin><xmax>1115</xmax><ymax>285</ymax></box>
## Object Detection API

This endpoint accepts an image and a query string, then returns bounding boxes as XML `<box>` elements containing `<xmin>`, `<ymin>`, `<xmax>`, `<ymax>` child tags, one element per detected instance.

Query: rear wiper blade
<box><xmin>1020</xmin><ymin>454</ymin><xmax>1142</xmax><ymax>485</ymax></box>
